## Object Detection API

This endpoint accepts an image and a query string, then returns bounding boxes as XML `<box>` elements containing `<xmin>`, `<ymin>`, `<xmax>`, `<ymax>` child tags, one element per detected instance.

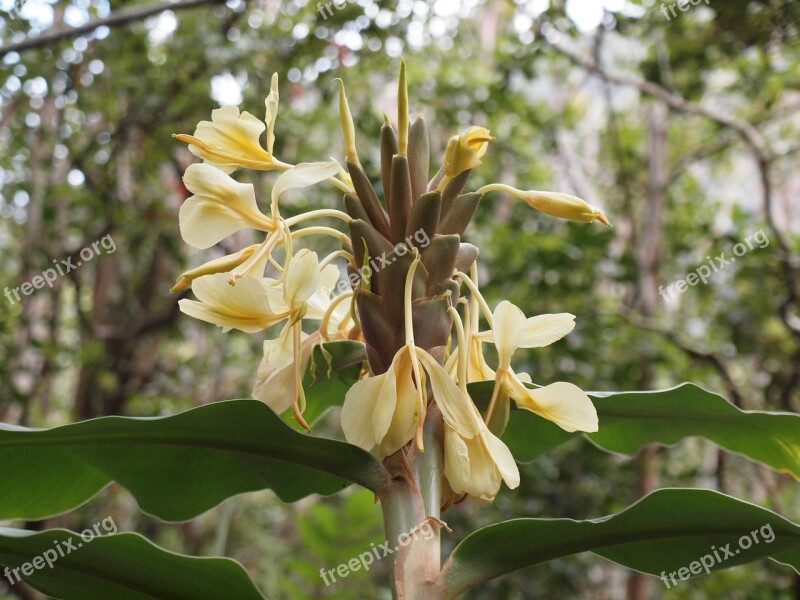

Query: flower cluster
<box><xmin>174</xmin><ymin>64</ymin><xmax>608</xmax><ymax>501</ymax></box>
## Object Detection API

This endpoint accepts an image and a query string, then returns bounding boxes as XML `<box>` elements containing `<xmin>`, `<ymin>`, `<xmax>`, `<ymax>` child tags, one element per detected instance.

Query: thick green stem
<box><xmin>379</xmin><ymin>407</ymin><xmax>446</xmax><ymax>599</ymax></box>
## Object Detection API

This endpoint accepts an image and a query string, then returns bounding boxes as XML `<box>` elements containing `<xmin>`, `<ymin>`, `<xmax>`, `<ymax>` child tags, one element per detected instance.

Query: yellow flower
<box><xmin>419</xmin><ymin>349</ymin><xmax>519</xmax><ymax>502</ymax></box>
<box><xmin>180</xmin><ymin>163</ymin><xmax>273</xmax><ymax>249</ymax></box>
<box><xmin>175</xmin><ymin>105</ymin><xmax>274</xmax><ymax>173</ymax></box>
<box><xmin>443</xmin><ymin>126</ymin><xmax>492</xmax><ymax>177</ymax></box>
<box><xmin>341</xmin><ymin>344</ymin><xmax>421</xmax><ymax>459</ymax></box>
<box><xmin>479</xmin><ymin>301</ymin><xmax>599</xmax><ymax>433</ymax></box>
<box><xmin>443</xmin><ymin>417</ymin><xmax>519</xmax><ymax>502</ymax></box>
<box><xmin>340</xmin><ymin>336</ymin><xmax>519</xmax><ymax>504</ymax></box>
<box><xmin>478</xmin><ymin>184</ymin><xmax>610</xmax><ymax>226</ymax></box>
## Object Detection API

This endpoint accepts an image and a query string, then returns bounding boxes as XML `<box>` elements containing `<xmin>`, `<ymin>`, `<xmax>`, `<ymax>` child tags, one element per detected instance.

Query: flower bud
<box><xmin>477</xmin><ymin>184</ymin><xmax>610</xmax><ymax>226</ymax></box>
<box><xmin>522</xmin><ymin>190</ymin><xmax>610</xmax><ymax>226</ymax></box>
<box><xmin>443</xmin><ymin>126</ymin><xmax>492</xmax><ymax>177</ymax></box>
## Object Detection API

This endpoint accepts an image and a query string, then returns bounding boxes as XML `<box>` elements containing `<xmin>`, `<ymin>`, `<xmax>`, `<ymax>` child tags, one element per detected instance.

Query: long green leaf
<box><xmin>439</xmin><ymin>488</ymin><xmax>800</xmax><ymax>596</ymax></box>
<box><xmin>468</xmin><ymin>382</ymin><xmax>800</xmax><ymax>478</ymax></box>
<box><xmin>0</xmin><ymin>528</ymin><xmax>264</xmax><ymax>599</ymax></box>
<box><xmin>0</xmin><ymin>400</ymin><xmax>386</xmax><ymax>522</ymax></box>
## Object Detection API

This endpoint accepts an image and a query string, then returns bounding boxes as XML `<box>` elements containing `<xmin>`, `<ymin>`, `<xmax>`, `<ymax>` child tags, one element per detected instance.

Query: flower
<box><xmin>421</xmin><ymin>348</ymin><xmax>519</xmax><ymax>502</ymax></box>
<box><xmin>443</xmin><ymin>126</ymin><xmax>492</xmax><ymax>177</ymax></box>
<box><xmin>443</xmin><ymin>415</ymin><xmax>520</xmax><ymax>502</ymax></box>
<box><xmin>252</xmin><ymin>329</ymin><xmax>320</xmax><ymax>414</ymax></box>
<box><xmin>479</xmin><ymin>301</ymin><xmax>599</xmax><ymax>433</ymax></box>
<box><xmin>180</xmin><ymin>163</ymin><xmax>273</xmax><ymax>249</ymax></box>
<box><xmin>175</xmin><ymin>105</ymin><xmax>274</xmax><ymax>173</ymax></box>
<box><xmin>341</xmin><ymin>344</ymin><xmax>421</xmax><ymax>459</ymax></box>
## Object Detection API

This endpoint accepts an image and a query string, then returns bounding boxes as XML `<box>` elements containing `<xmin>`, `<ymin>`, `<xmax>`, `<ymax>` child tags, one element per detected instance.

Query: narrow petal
<box><xmin>180</xmin><ymin>164</ymin><xmax>271</xmax><ymax>249</ymax></box>
<box><xmin>481</xmin><ymin>429</ymin><xmax>520</xmax><ymax>489</ymax></box>
<box><xmin>284</xmin><ymin>249</ymin><xmax>321</xmax><ymax>311</ymax></box>
<box><xmin>417</xmin><ymin>350</ymin><xmax>481</xmax><ymax>438</ymax></box>
<box><xmin>520</xmin><ymin>313</ymin><xmax>576</xmax><ymax>348</ymax></box>
<box><xmin>264</xmin><ymin>73</ymin><xmax>279</xmax><ymax>156</ymax></box>
<box><xmin>443</xmin><ymin>426</ymin><xmax>471</xmax><ymax>493</ymax></box>
<box><xmin>271</xmin><ymin>161</ymin><xmax>341</xmax><ymax>219</ymax></box>
<box><xmin>509</xmin><ymin>379</ymin><xmax>599</xmax><ymax>433</ymax></box>
<box><xmin>491</xmin><ymin>301</ymin><xmax>527</xmax><ymax>368</ymax></box>
<box><xmin>378</xmin><ymin>349</ymin><xmax>419</xmax><ymax>458</ymax></box>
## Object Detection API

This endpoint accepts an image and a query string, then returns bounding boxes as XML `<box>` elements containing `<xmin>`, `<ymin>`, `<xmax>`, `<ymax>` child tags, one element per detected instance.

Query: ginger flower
<box><xmin>174</xmin><ymin>65</ymin><xmax>608</xmax><ymax>502</ymax></box>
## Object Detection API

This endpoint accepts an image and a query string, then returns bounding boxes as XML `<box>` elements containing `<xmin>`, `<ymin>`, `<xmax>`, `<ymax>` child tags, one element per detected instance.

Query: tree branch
<box><xmin>533</xmin><ymin>23</ymin><xmax>771</xmax><ymax>160</ymax></box>
<box><xmin>0</xmin><ymin>0</ymin><xmax>226</xmax><ymax>58</ymax></box>
<box><xmin>621</xmin><ymin>310</ymin><xmax>745</xmax><ymax>408</ymax></box>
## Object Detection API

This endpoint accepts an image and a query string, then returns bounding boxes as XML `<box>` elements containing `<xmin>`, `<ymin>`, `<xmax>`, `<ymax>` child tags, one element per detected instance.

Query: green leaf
<box><xmin>469</xmin><ymin>382</ymin><xmax>800</xmax><ymax>478</ymax></box>
<box><xmin>0</xmin><ymin>528</ymin><xmax>264</xmax><ymax>599</ymax></box>
<box><xmin>439</xmin><ymin>489</ymin><xmax>800</xmax><ymax>596</ymax></box>
<box><xmin>0</xmin><ymin>400</ymin><xmax>386</xmax><ymax>522</ymax></box>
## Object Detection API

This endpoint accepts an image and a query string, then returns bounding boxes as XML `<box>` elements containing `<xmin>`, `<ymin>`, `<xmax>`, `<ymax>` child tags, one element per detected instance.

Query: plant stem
<box><xmin>379</xmin><ymin>407</ymin><xmax>446</xmax><ymax>599</ymax></box>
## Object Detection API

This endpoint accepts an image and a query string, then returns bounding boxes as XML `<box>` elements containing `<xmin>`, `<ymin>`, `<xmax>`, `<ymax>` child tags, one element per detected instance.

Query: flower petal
<box><xmin>179</xmin><ymin>273</ymin><xmax>277</xmax><ymax>332</ymax></box>
<box><xmin>251</xmin><ymin>324</ymin><xmax>297</xmax><ymax>413</ymax></box>
<box><xmin>180</xmin><ymin>164</ymin><xmax>271</xmax><ymax>249</ymax></box>
<box><xmin>284</xmin><ymin>249</ymin><xmax>321</xmax><ymax>311</ymax></box>
<box><xmin>270</xmin><ymin>161</ymin><xmax>342</xmax><ymax>219</ymax></box>
<box><xmin>444</xmin><ymin>426</ymin><xmax>471</xmax><ymax>494</ymax></box>
<box><xmin>481</xmin><ymin>429</ymin><xmax>520</xmax><ymax>489</ymax></box>
<box><xmin>509</xmin><ymin>379</ymin><xmax>599</xmax><ymax>433</ymax></box>
<box><xmin>264</xmin><ymin>73</ymin><xmax>279</xmax><ymax>156</ymax></box>
<box><xmin>417</xmin><ymin>350</ymin><xmax>481</xmax><ymax>438</ymax></box>
<box><xmin>517</xmin><ymin>313</ymin><xmax>577</xmax><ymax>347</ymax></box>
<box><xmin>377</xmin><ymin>349</ymin><xmax>419</xmax><ymax>458</ymax></box>
<box><xmin>342</xmin><ymin>373</ymin><xmax>389</xmax><ymax>451</ymax></box>
<box><xmin>490</xmin><ymin>301</ymin><xmax>527</xmax><ymax>368</ymax></box>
